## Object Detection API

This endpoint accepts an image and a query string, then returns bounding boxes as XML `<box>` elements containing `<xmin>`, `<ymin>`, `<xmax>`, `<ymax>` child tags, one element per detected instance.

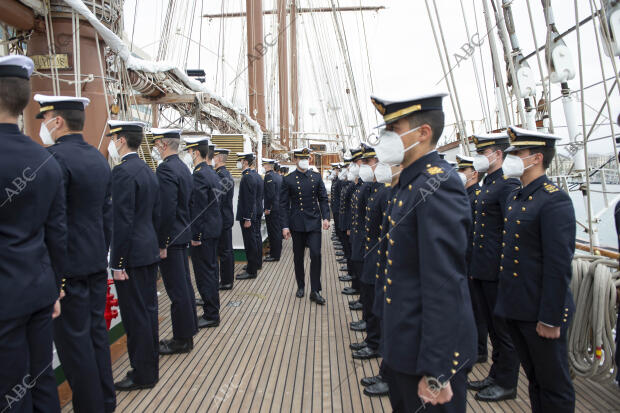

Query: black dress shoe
<box><xmin>236</xmin><ymin>272</ymin><xmax>257</xmax><ymax>280</ymax></box>
<box><xmin>474</xmin><ymin>384</ymin><xmax>517</xmax><ymax>402</ymax></box>
<box><xmin>350</xmin><ymin>320</ymin><xmax>364</xmax><ymax>327</ymax></box>
<box><xmin>264</xmin><ymin>257</ymin><xmax>279</xmax><ymax>262</ymax></box>
<box><xmin>349</xmin><ymin>299</ymin><xmax>360</xmax><ymax>305</ymax></box>
<box><xmin>339</xmin><ymin>266</ymin><xmax>349</xmax><ymax>272</ymax></box>
<box><xmin>198</xmin><ymin>317</ymin><xmax>220</xmax><ymax>328</ymax></box>
<box><xmin>337</xmin><ymin>258</ymin><xmax>347</xmax><ymax>264</ymax></box>
<box><xmin>342</xmin><ymin>287</ymin><xmax>359</xmax><ymax>295</ymax></box>
<box><xmin>467</xmin><ymin>376</ymin><xmax>494</xmax><ymax>391</ymax></box>
<box><xmin>350</xmin><ymin>341</ymin><xmax>368</xmax><ymax>351</ymax></box>
<box><xmin>219</xmin><ymin>283</ymin><xmax>233</xmax><ymax>290</ymax></box>
<box><xmin>335</xmin><ymin>251</ymin><xmax>345</xmax><ymax>256</ymax></box>
<box><xmin>476</xmin><ymin>354</ymin><xmax>488</xmax><ymax>364</ymax></box>
<box><xmin>114</xmin><ymin>377</ymin><xmax>156</xmax><ymax>391</ymax></box>
<box><xmin>339</xmin><ymin>275</ymin><xmax>352</xmax><ymax>282</ymax></box>
<box><xmin>296</xmin><ymin>288</ymin><xmax>304</xmax><ymax>298</ymax></box>
<box><xmin>242</xmin><ymin>264</ymin><xmax>247</xmax><ymax>271</ymax></box>
<box><xmin>349</xmin><ymin>302</ymin><xmax>363</xmax><ymax>311</ymax></box>
<box><xmin>159</xmin><ymin>338</ymin><xmax>192</xmax><ymax>355</ymax></box>
<box><xmin>364</xmin><ymin>380</ymin><xmax>389</xmax><ymax>397</ymax></box>
<box><xmin>360</xmin><ymin>374</ymin><xmax>381</xmax><ymax>386</ymax></box>
<box><xmin>309</xmin><ymin>291</ymin><xmax>326</xmax><ymax>305</ymax></box>
<box><xmin>352</xmin><ymin>346</ymin><xmax>379</xmax><ymax>360</ymax></box>
<box><xmin>195</xmin><ymin>298</ymin><xmax>204</xmax><ymax>306</ymax></box>
<box><xmin>350</xmin><ymin>321</ymin><xmax>367</xmax><ymax>331</ymax></box>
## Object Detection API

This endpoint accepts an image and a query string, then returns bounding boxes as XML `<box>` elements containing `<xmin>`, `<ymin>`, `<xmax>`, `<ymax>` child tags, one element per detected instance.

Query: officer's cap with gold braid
<box><xmin>150</xmin><ymin>128</ymin><xmax>182</xmax><ymax>142</ymax></box>
<box><xmin>0</xmin><ymin>55</ymin><xmax>34</xmax><ymax>79</ymax></box>
<box><xmin>505</xmin><ymin>126</ymin><xmax>560</xmax><ymax>153</ymax></box>
<box><xmin>361</xmin><ymin>143</ymin><xmax>377</xmax><ymax>159</ymax></box>
<box><xmin>370</xmin><ymin>92</ymin><xmax>448</xmax><ymax>127</ymax></box>
<box><xmin>213</xmin><ymin>147</ymin><xmax>230</xmax><ymax>155</ymax></box>
<box><xmin>34</xmin><ymin>94</ymin><xmax>90</xmax><ymax>119</ymax></box>
<box><xmin>184</xmin><ymin>136</ymin><xmax>209</xmax><ymax>149</ymax></box>
<box><xmin>331</xmin><ymin>163</ymin><xmax>341</xmax><ymax>169</ymax></box>
<box><xmin>106</xmin><ymin>120</ymin><xmax>146</xmax><ymax>136</ymax></box>
<box><xmin>237</xmin><ymin>152</ymin><xmax>255</xmax><ymax>162</ymax></box>
<box><xmin>350</xmin><ymin>147</ymin><xmax>364</xmax><ymax>161</ymax></box>
<box><xmin>456</xmin><ymin>154</ymin><xmax>475</xmax><ymax>169</ymax></box>
<box><xmin>262</xmin><ymin>158</ymin><xmax>276</xmax><ymax>165</ymax></box>
<box><xmin>472</xmin><ymin>132</ymin><xmax>509</xmax><ymax>152</ymax></box>
<box><xmin>292</xmin><ymin>147</ymin><xmax>312</xmax><ymax>159</ymax></box>
<box><xmin>343</xmin><ymin>157</ymin><xmax>352</xmax><ymax>166</ymax></box>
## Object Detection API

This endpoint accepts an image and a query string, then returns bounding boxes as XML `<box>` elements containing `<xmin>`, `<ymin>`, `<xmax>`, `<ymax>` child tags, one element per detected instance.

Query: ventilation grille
<box><xmin>211</xmin><ymin>134</ymin><xmax>245</xmax><ymax>177</ymax></box>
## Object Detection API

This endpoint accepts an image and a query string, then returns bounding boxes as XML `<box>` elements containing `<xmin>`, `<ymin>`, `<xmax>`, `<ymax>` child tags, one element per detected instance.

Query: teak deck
<box><xmin>62</xmin><ymin>230</ymin><xmax>620</xmax><ymax>412</ymax></box>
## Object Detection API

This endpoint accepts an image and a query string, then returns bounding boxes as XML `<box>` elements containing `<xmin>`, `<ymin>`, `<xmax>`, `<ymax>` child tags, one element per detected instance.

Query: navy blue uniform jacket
<box><xmin>279</xmin><ymin>169</ymin><xmax>329</xmax><ymax>232</ymax></box>
<box><xmin>156</xmin><ymin>154</ymin><xmax>193</xmax><ymax>247</ymax></box>
<box><xmin>216</xmin><ymin>166</ymin><xmax>234</xmax><ymax>229</ymax></box>
<box><xmin>236</xmin><ymin>168</ymin><xmax>257</xmax><ymax>222</ymax></box>
<box><xmin>190</xmin><ymin>161</ymin><xmax>222</xmax><ymax>240</ymax></box>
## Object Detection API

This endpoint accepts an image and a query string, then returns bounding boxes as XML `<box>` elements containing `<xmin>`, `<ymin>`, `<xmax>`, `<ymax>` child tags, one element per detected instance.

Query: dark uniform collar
<box><xmin>163</xmin><ymin>153</ymin><xmax>179</xmax><ymax>162</ymax></box>
<box><xmin>398</xmin><ymin>151</ymin><xmax>441</xmax><ymax>188</ymax></box>
<box><xmin>56</xmin><ymin>133</ymin><xmax>84</xmax><ymax>143</ymax></box>
<box><xmin>194</xmin><ymin>161</ymin><xmax>207</xmax><ymax>171</ymax></box>
<box><xmin>483</xmin><ymin>167</ymin><xmax>504</xmax><ymax>184</ymax></box>
<box><xmin>216</xmin><ymin>165</ymin><xmax>227</xmax><ymax>172</ymax></box>
<box><xmin>517</xmin><ymin>174</ymin><xmax>547</xmax><ymax>199</ymax></box>
<box><xmin>466</xmin><ymin>184</ymin><xmax>478</xmax><ymax>195</ymax></box>
<box><xmin>0</xmin><ymin>123</ymin><xmax>21</xmax><ymax>134</ymax></box>
<box><xmin>121</xmin><ymin>152</ymin><xmax>139</xmax><ymax>161</ymax></box>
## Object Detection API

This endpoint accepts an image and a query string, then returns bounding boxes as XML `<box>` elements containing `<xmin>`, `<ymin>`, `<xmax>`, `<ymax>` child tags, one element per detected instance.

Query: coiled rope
<box><xmin>568</xmin><ymin>255</ymin><xmax>619</xmax><ymax>382</ymax></box>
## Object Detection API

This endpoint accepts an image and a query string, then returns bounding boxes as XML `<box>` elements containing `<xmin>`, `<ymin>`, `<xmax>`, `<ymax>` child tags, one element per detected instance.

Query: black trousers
<box><xmin>0</xmin><ymin>305</ymin><xmax>60</xmax><ymax>413</ymax></box>
<box><xmin>115</xmin><ymin>264</ymin><xmax>159</xmax><ymax>385</ymax></box>
<box><xmin>53</xmin><ymin>273</ymin><xmax>116</xmax><ymax>413</ymax></box>
<box><xmin>361</xmin><ymin>281</ymin><xmax>380</xmax><ymax>350</ymax></box>
<box><xmin>291</xmin><ymin>230</ymin><xmax>322</xmax><ymax>292</ymax></box>
<box><xmin>342</xmin><ymin>234</ymin><xmax>352</xmax><ymax>277</ymax></box>
<box><xmin>217</xmin><ymin>227</ymin><xmax>234</xmax><ymax>286</ymax></box>
<box><xmin>191</xmin><ymin>239</ymin><xmax>220</xmax><ymax>321</ymax></box>
<box><xmin>385</xmin><ymin>363</ymin><xmax>468</xmax><ymax>413</ymax></box>
<box><xmin>616</xmin><ymin>311</ymin><xmax>620</xmax><ymax>382</ymax></box>
<box><xmin>265</xmin><ymin>213</ymin><xmax>282</xmax><ymax>259</ymax></box>
<box><xmin>505</xmin><ymin>319</ymin><xmax>574</xmax><ymax>413</ymax></box>
<box><xmin>350</xmin><ymin>260</ymin><xmax>362</xmax><ymax>292</ymax></box>
<box><xmin>253</xmin><ymin>218</ymin><xmax>263</xmax><ymax>268</ymax></box>
<box><xmin>240</xmin><ymin>223</ymin><xmax>259</xmax><ymax>275</ymax></box>
<box><xmin>468</xmin><ymin>277</ymin><xmax>489</xmax><ymax>357</ymax></box>
<box><xmin>160</xmin><ymin>245</ymin><xmax>197</xmax><ymax>340</ymax></box>
<box><xmin>475</xmin><ymin>279</ymin><xmax>520</xmax><ymax>388</ymax></box>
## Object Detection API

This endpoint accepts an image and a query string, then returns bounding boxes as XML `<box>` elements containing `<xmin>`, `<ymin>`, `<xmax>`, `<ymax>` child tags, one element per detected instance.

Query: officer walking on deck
<box><xmin>213</xmin><ymin>148</ymin><xmax>235</xmax><ymax>290</ymax></box>
<box><xmin>236</xmin><ymin>152</ymin><xmax>260</xmax><ymax>280</ymax></box>
<box><xmin>0</xmin><ymin>56</ymin><xmax>65</xmax><ymax>413</ymax></box>
<box><xmin>262</xmin><ymin>158</ymin><xmax>282</xmax><ymax>262</ymax></box>
<box><xmin>35</xmin><ymin>94</ymin><xmax>117</xmax><ymax>412</ymax></box>
<box><xmin>280</xmin><ymin>148</ymin><xmax>330</xmax><ymax>304</ymax></box>
<box><xmin>150</xmin><ymin>129</ymin><xmax>198</xmax><ymax>354</ymax></box>
<box><xmin>370</xmin><ymin>92</ymin><xmax>476</xmax><ymax>412</ymax></box>
<box><xmin>468</xmin><ymin>133</ymin><xmax>521</xmax><ymax>402</ymax></box>
<box><xmin>495</xmin><ymin>126</ymin><xmax>576</xmax><ymax>412</ymax></box>
<box><xmin>107</xmin><ymin>120</ymin><xmax>161</xmax><ymax>391</ymax></box>
<box><xmin>252</xmin><ymin>161</ymin><xmax>264</xmax><ymax>268</ymax></box>
<box><xmin>185</xmin><ymin>137</ymin><xmax>223</xmax><ymax>328</ymax></box>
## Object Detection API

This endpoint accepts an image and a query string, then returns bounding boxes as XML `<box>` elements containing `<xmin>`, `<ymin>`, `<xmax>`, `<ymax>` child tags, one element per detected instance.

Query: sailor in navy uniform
<box><xmin>348</xmin><ymin>144</ymin><xmax>375</xmax><ymax>333</ymax></box>
<box><xmin>252</xmin><ymin>161</ymin><xmax>265</xmax><ymax>268</ymax></box>
<box><xmin>35</xmin><ymin>94</ymin><xmax>116</xmax><ymax>412</ymax></box>
<box><xmin>336</xmin><ymin>160</ymin><xmax>352</xmax><ymax>277</ymax></box>
<box><xmin>236</xmin><ymin>152</ymin><xmax>260</xmax><ymax>279</ymax></box>
<box><xmin>150</xmin><ymin>129</ymin><xmax>197</xmax><ymax>354</ymax></box>
<box><xmin>280</xmin><ymin>148</ymin><xmax>330</xmax><ymax>304</ymax></box>
<box><xmin>496</xmin><ymin>126</ymin><xmax>576</xmax><ymax>412</ymax></box>
<box><xmin>213</xmin><ymin>148</ymin><xmax>235</xmax><ymax>290</ymax></box>
<box><xmin>262</xmin><ymin>158</ymin><xmax>282</xmax><ymax>261</ymax></box>
<box><xmin>340</xmin><ymin>149</ymin><xmax>364</xmax><ymax>295</ymax></box>
<box><xmin>108</xmin><ymin>120</ymin><xmax>161</xmax><ymax>390</ymax></box>
<box><xmin>0</xmin><ymin>56</ymin><xmax>65</xmax><ymax>413</ymax></box>
<box><xmin>467</xmin><ymin>133</ymin><xmax>521</xmax><ymax>402</ymax></box>
<box><xmin>353</xmin><ymin>146</ymin><xmax>388</xmax><ymax>362</ymax></box>
<box><xmin>371</xmin><ymin>93</ymin><xmax>476</xmax><ymax>412</ymax></box>
<box><xmin>185</xmin><ymin>137</ymin><xmax>222</xmax><ymax>328</ymax></box>
<box><xmin>329</xmin><ymin>163</ymin><xmax>342</xmax><ymax>233</ymax></box>
<box><xmin>456</xmin><ymin>154</ymin><xmax>490</xmax><ymax>365</ymax></box>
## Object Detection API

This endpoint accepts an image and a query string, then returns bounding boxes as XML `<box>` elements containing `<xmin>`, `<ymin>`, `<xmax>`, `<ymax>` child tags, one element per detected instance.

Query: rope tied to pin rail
<box><xmin>568</xmin><ymin>255</ymin><xmax>619</xmax><ymax>382</ymax></box>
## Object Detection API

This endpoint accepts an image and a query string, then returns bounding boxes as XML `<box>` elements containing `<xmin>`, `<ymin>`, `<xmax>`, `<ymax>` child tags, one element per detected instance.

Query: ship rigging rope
<box><xmin>568</xmin><ymin>256</ymin><xmax>619</xmax><ymax>382</ymax></box>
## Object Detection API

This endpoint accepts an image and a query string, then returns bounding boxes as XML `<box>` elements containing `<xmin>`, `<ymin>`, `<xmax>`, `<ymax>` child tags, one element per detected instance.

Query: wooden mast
<box><xmin>277</xmin><ymin>0</ymin><xmax>289</xmax><ymax>149</ymax></box>
<box><xmin>290</xmin><ymin>0</ymin><xmax>299</xmax><ymax>150</ymax></box>
<box><xmin>246</xmin><ymin>0</ymin><xmax>267</xmax><ymax>131</ymax></box>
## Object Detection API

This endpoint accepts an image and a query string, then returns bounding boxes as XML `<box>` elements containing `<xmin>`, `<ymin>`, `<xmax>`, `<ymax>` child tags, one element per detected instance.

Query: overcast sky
<box><xmin>123</xmin><ymin>0</ymin><xmax>620</xmax><ymax>155</ymax></box>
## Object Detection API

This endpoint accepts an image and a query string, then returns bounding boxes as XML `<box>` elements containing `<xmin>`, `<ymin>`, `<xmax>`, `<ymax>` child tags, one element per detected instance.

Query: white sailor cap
<box><xmin>0</xmin><ymin>55</ymin><xmax>34</xmax><ymax>79</ymax></box>
<box><xmin>292</xmin><ymin>147</ymin><xmax>311</xmax><ymax>158</ymax></box>
<box><xmin>456</xmin><ymin>154</ymin><xmax>475</xmax><ymax>169</ymax></box>
<box><xmin>237</xmin><ymin>152</ymin><xmax>255</xmax><ymax>161</ymax></box>
<box><xmin>150</xmin><ymin>128</ymin><xmax>182</xmax><ymax>141</ymax></box>
<box><xmin>106</xmin><ymin>120</ymin><xmax>146</xmax><ymax>136</ymax></box>
<box><xmin>34</xmin><ymin>94</ymin><xmax>90</xmax><ymax>119</ymax></box>
<box><xmin>371</xmin><ymin>92</ymin><xmax>448</xmax><ymax>127</ymax></box>
<box><xmin>262</xmin><ymin>158</ymin><xmax>276</xmax><ymax>164</ymax></box>
<box><xmin>505</xmin><ymin>126</ymin><xmax>561</xmax><ymax>153</ymax></box>
<box><xmin>184</xmin><ymin>136</ymin><xmax>210</xmax><ymax>149</ymax></box>
<box><xmin>472</xmin><ymin>132</ymin><xmax>510</xmax><ymax>151</ymax></box>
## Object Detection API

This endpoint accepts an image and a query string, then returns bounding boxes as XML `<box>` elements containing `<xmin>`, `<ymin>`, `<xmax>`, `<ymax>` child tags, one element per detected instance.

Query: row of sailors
<box><xmin>325</xmin><ymin>91</ymin><xmax>579</xmax><ymax>413</ymax></box>
<box><xmin>0</xmin><ymin>55</ymin><xmax>322</xmax><ymax>413</ymax></box>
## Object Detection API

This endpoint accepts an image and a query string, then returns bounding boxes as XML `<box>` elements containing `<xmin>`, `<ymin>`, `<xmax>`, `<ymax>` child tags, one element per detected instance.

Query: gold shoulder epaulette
<box><xmin>427</xmin><ymin>165</ymin><xmax>444</xmax><ymax>175</ymax></box>
<box><xmin>543</xmin><ymin>182</ymin><xmax>559</xmax><ymax>193</ymax></box>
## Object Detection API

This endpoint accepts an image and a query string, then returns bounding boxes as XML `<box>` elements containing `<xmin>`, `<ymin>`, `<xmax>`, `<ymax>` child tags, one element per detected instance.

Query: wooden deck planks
<box><xmin>61</xmin><ymin>229</ymin><xmax>620</xmax><ymax>413</ymax></box>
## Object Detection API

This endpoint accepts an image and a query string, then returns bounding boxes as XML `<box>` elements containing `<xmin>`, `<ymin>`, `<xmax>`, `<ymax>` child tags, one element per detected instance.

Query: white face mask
<box><xmin>458</xmin><ymin>172</ymin><xmax>468</xmax><ymax>186</ymax></box>
<box><xmin>151</xmin><ymin>146</ymin><xmax>162</xmax><ymax>162</ymax></box>
<box><xmin>181</xmin><ymin>151</ymin><xmax>193</xmax><ymax>167</ymax></box>
<box><xmin>347</xmin><ymin>171</ymin><xmax>356</xmax><ymax>181</ymax></box>
<box><xmin>374</xmin><ymin>162</ymin><xmax>393</xmax><ymax>183</ymax></box>
<box><xmin>349</xmin><ymin>163</ymin><xmax>360</xmax><ymax>177</ymax></box>
<box><xmin>211</xmin><ymin>159</ymin><xmax>215</xmax><ymax>167</ymax></box>
<box><xmin>107</xmin><ymin>139</ymin><xmax>120</xmax><ymax>164</ymax></box>
<box><xmin>359</xmin><ymin>164</ymin><xmax>374</xmax><ymax>182</ymax></box>
<box><xmin>503</xmin><ymin>154</ymin><xmax>536</xmax><ymax>178</ymax></box>
<box><xmin>39</xmin><ymin>117</ymin><xmax>58</xmax><ymax>145</ymax></box>
<box><xmin>374</xmin><ymin>126</ymin><xmax>422</xmax><ymax>165</ymax></box>
<box><xmin>298</xmin><ymin>159</ymin><xmax>309</xmax><ymax>171</ymax></box>
<box><xmin>473</xmin><ymin>152</ymin><xmax>497</xmax><ymax>173</ymax></box>
<box><xmin>236</xmin><ymin>161</ymin><xmax>243</xmax><ymax>170</ymax></box>
<box><xmin>258</xmin><ymin>166</ymin><xmax>266</xmax><ymax>175</ymax></box>
<box><xmin>339</xmin><ymin>170</ymin><xmax>347</xmax><ymax>181</ymax></box>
